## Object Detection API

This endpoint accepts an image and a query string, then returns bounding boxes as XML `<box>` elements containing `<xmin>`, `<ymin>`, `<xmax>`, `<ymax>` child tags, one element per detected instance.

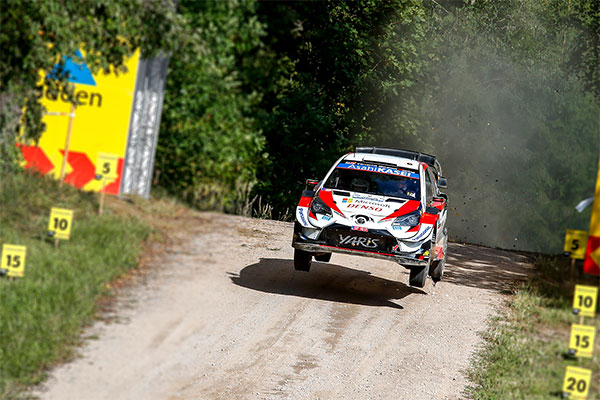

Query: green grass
<box><xmin>466</xmin><ymin>256</ymin><xmax>600</xmax><ymax>399</ymax></box>
<box><xmin>0</xmin><ymin>172</ymin><xmax>151</xmax><ymax>398</ymax></box>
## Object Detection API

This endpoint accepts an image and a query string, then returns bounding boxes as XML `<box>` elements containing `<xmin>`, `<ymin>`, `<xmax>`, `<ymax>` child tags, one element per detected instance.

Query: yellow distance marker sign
<box><xmin>573</xmin><ymin>285</ymin><xmax>598</xmax><ymax>318</ymax></box>
<box><xmin>2</xmin><ymin>244</ymin><xmax>27</xmax><ymax>278</ymax></box>
<box><xmin>562</xmin><ymin>366</ymin><xmax>592</xmax><ymax>399</ymax></box>
<box><xmin>568</xmin><ymin>324</ymin><xmax>596</xmax><ymax>358</ymax></box>
<box><xmin>96</xmin><ymin>152</ymin><xmax>120</xmax><ymax>181</ymax></box>
<box><xmin>48</xmin><ymin>207</ymin><xmax>74</xmax><ymax>240</ymax></box>
<box><xmin>564</xmin><ymin>230</ymin><xmax>588</xmax><ymax>260</ymax></box>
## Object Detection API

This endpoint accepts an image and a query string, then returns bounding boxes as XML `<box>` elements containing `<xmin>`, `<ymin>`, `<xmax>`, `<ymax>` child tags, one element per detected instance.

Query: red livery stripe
<box><xmin>318</xmin><ymin>190</ymin><xmax>345</xmax><ymax>217</ymax></box>
<box><xmin>380</xmin><ymin>200</ymin><xmax>421</xmax><ymax>221</ymax></box>
<box><xmin>420</xmin><ymin>213</ymin><xmax>438</xmax><ymax>225</ymax></box>
<box><xmin>298</xmin><ymin>196</ymin><xmax>312</xmax><ymax>207</ymax></box>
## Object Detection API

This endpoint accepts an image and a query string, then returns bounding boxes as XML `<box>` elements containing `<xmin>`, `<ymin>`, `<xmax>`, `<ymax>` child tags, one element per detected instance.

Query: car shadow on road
<box><xmin>443</xmin><ymin>242</ymin><xmax>533</xmax><ymax>291</ymax></box>
<box><xmin>229</xmin><ymin>258</ymin><xmax>425</xmax><ymax>309</ymax></box>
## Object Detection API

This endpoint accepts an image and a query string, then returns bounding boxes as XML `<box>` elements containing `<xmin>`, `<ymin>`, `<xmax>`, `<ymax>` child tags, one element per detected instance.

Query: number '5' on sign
<box><xmin>48</xmin><ymin>208</ymin><xmax>73</xmax><ymax>240</ymax></box>
<box><xmin>96</xmin><ymin>153</ymin><xmax>119</xmax><ymax>181</ymax></box>
<box><xmin>564</xmin><ymin>230</ymin><xmax>588</xmax><ymax>260</ymax></box>
<box><xmin>572</xmin><ymin>285</ymin><xmax>598</xmax><ymax>318</ymax></box>
<box><xmin>2</xmin><ymin>244</ymin><xmax>26</xmax><ymax>278</ymax></box>
<box><xmin>562</xmin><ymin>366</ymin><xmax>591</xmax><ymax>399</ymax></box>
<box><xmin>568</xmin><ymin>324</ymin><xmax>596</xmax><ymax>358</ymax></box>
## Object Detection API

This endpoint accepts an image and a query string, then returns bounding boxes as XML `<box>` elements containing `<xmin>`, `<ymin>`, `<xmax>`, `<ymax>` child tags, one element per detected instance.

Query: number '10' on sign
<box><xmin>572</xmin><ymin>285</ymin><xmax>598</xmax><ymax>318</ymax></box>
<box><xmin>48</xmin><ymin>207</ymin><xmax>73</xmax><ymax>240</ymax></box>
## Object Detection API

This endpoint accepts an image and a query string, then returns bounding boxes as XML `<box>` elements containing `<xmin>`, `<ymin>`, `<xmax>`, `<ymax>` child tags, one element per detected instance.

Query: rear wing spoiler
<box><xmin>355</xmin><ymin>147</ymin><xmax>443</xmax><ymax>177</ymax></box>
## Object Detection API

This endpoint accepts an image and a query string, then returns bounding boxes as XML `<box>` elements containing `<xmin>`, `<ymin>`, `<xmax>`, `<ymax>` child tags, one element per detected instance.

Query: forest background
<box><xmin>1</xmin><ymin>0</ymin><xmax>599</xmax><ymax>253</ymax></box>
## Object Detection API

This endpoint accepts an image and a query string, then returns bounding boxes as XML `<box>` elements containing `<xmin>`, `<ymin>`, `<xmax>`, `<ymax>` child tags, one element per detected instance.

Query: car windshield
<box><xmin>323</xmin><ymin>163</ymin><xmax>420</xmax><ymax>200</ymax></box>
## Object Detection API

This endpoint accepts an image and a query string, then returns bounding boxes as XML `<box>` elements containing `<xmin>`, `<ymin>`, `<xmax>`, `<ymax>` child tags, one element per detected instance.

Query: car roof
<box><xmin>342</xmin><ymin>153</ymin><xmax>421</xmax><ymax>171</ymax></box>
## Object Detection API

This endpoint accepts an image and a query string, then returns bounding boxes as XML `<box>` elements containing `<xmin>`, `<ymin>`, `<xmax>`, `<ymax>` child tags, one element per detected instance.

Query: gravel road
<box><xmin>34</xmin><ymin>212</ymin><xmax>532</xmax><ymax>400</ymax></box>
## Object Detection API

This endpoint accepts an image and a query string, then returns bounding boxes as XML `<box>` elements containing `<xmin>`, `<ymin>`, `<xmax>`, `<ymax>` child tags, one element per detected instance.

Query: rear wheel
<box><xmin>409</xmin><ymin>265</ymin><xmax>428</xmax><ymax>288</ymax></box>
<box><xmin>314</xmin><ymin>253</ymin><xmax>332</xmax><ymax>262</ymax></box>
<box><xmin>294</xmin><ymin>249</ymin><xmax>312</xmax><ymax>271</ymax></box>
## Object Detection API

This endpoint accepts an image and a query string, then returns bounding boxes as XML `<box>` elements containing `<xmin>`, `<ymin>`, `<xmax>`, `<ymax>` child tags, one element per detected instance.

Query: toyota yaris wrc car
<box><xmin>291</xmin><ymin>147</ymin><xmax>448</xmax><ymax>288</ymax></box>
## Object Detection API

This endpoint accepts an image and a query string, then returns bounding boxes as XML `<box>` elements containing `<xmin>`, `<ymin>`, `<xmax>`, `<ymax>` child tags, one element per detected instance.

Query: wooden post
<box><xmin>578</xmin><ymin>314</ymin><xmax>584</xmax><ymax>364</ymax></box>
<box><xmin>54</xmin><ymin>237</ymin><xmax>59</xmax><ymax>248</ymax></box>
<box><xmin>570</xmin><ymin>258</ymin><xmax>576</xmax><ymax>284</ymax></box>
<box><xmin>58</xmin><ymin>104</ymin><xmax>76</xmax><ymax>184</ymax></box>
<box><xmin>99</xmin><ymin>179</ymin><xmax>106</xmax><ymax>215</ymax></box>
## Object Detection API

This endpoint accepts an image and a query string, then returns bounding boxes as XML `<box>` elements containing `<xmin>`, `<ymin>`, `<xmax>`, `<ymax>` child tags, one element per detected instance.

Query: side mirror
<box><xmin>305</xmin><ymin>178</ymin><xmax>319</xmax><ymax>191</ymax></box>
<box><xmin>438</xmin><ymin>177</ymin><xmax>448</xmax><ymax>189</ymax></box>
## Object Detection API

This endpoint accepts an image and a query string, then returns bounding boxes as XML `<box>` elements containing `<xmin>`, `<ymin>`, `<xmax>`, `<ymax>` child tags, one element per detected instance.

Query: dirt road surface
<box><xmin>34</xmin><ymin>213</ymin><xmax>531</xmax><ymax>400</ymax></box>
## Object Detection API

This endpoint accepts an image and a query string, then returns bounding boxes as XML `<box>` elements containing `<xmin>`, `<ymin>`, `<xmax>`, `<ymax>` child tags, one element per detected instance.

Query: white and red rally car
<box><xmin>292</xmin><ymin>147</ymin><xmax>448</xmax><ymax>288</ymax></box>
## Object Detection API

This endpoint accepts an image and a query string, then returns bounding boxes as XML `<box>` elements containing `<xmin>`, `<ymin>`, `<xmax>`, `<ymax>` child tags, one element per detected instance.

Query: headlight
<box><xmin>311</xmin><ymin>196</ymin><xmax>332</xmax><ymax>216</ymax></box>
<box><xmin>392</xmin><ymin>211</ymin><xmax>420</xmax><ymax>227</ymax></box>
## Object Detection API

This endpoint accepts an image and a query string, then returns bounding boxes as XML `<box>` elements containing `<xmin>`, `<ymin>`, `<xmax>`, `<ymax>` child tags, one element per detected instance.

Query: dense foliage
<box><xmin>0</xmin><ymin>0</ymin><xmax>182</xmax><ymax>171</ymax></box>
<box><xmin>2</xmin><ymin>0</ymin><xmax>598</xmax><ymax>252</ymax></box>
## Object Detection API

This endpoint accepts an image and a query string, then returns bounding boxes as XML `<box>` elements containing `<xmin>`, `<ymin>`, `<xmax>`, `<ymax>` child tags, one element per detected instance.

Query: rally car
<box><xmin>291</xmin><ymin>147</ymin><xmax>448</xmax><ymax>288</ymax></box>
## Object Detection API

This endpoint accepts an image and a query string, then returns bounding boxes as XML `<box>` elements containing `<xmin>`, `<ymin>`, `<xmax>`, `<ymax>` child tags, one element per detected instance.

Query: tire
<box><xmin>430</xmin><ymin>227</ymin><xmax>448</xmax><ymax>283</ymax></box>
<box><xmin>430</xmin><ymin>257</ymin><xmax>445</xmax><ymax>282</ymax></box>
<box><xmin>294</xmin><ymin>249</ymin><xmax>312</xmax><ymax>271</ymax></box>
<box><xmin>314</xmin><ymin>253</ymin><xmax>332</xmax><ymax>262</ymax></box>
<box><xmin>409</xmin><ymin>265</ymin><xmax>428</xmax><ymax>288</ymax></box>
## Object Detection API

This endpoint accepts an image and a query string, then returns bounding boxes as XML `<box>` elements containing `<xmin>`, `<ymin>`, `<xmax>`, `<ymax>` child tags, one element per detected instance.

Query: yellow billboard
<box><xmin>19</xmin><ymin>49</ymin><xmax>140</xmax><ymax>195</ymax></box>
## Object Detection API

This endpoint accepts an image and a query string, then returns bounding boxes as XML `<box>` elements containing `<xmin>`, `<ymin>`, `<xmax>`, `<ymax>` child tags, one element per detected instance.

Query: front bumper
<box><xmin>292</xmin><ymin>222</ymin><xmax>430</xmax><ymax>268</ymax></box>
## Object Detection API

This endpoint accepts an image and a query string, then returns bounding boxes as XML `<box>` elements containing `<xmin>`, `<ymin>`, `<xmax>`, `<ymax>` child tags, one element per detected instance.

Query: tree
<box><xmin>0</xmin><ymin>0</ymin><xmax>182</xmax><ymax>171</ymax></box>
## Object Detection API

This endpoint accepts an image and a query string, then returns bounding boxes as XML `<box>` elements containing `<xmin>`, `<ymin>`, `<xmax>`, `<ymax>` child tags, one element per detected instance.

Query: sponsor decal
<box><xmin>298</xmin><ymin>208</ymin><xmax>309</xmax><ymax>226</ymax></box>
<box><xmin>342</xmin><ymin>198</ymin><xmax>353</xmax><ymax>203</ymax></box>
<box><xmin>351</xmin><ymin>226</ymin><xmax>368</xmax><ymax>232</ymax></box>
<box><xmin>321</xmin><ymin>215</ymin><xmax>332</xmax><ymax>221</ymax></box>
<box><xmin>414</xmin><ymin>226</ymin><xmax>432</xmax><ymax>241</ymax></box>
<box><xmin>337</xmin><ymin>163</ymin><xmax>419</xmax><ymax>179</ymax></box>
<box><xmin>392</xmin><ymin>226</ymin><xmax>402</xmax><ymax>230</ymax></box>
<box><xmin>347</xmin><ymin>204</ymin><xmax>384</xmax><ymax>212</ymax></box>
<box><xmin>339</xmin><ymin>234</ymin><xmax>379</xmax><ymax>248</ymax></box>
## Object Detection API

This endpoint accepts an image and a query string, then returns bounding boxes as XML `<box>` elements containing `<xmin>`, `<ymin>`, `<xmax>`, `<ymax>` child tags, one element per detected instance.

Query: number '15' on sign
<box><xmin>48</xmin><ymin>208</ymin><xmax>73</xmax><ymax>240</ymax></box>
<box><xmin>2</xmin><ymin>244</ymin><xmax>26</xmax><ymax>278</ymax></box>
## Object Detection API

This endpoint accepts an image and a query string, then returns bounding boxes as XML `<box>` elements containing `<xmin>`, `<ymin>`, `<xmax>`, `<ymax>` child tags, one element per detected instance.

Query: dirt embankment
<box><xmin>34</xmin><ymin>213</ymin><xmax>532</xmax><ymax>400</ymax></box>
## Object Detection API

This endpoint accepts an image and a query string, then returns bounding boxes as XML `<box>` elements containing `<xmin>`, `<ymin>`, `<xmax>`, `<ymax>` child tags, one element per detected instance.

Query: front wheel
<box><xmin>409</xmin><ymin>265</ymin><xmax>428</xmax><ymax>288</ymax></box>
<box><xmin>314</xmin><ymin>253</ymin><xmax>332</xmax><ymax>262</ymax></box>
<box><xmin>430</xmin><ymin>258</ymin><xmax>445</xmax><ymax>283</ymax></box>
<box><xmin>294</xmin><ymin>249</ymin><xmax>312</xmax><ymax>271</ymax></box>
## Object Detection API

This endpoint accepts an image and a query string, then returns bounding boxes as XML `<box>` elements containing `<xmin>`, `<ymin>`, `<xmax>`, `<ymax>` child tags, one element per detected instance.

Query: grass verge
<box><xmin>466</xmin><ymin>255</ymin><xmax>600</xmax><ymax>399</ymax></box>
<box><xmin>0</xmin><ymin>171</ymin><xmax>188</xmax><ymax>399</ymax></box>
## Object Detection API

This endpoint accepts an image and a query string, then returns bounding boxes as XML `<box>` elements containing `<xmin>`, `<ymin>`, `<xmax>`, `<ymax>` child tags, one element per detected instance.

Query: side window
<box><xmin>425</xmin><ymin>170</ymin><xmax>433</xmax><ymax>204</ymax></box>
<box><xmin>428</xmin><ymin>169</ymin><xmax>439</xmax><ymax>197</ymax></box>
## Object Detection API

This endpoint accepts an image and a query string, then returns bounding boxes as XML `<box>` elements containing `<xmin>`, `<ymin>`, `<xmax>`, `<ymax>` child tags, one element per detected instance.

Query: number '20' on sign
<box><xmin>562</xmin><ymin>366</ymin><xmax>592</xmax><ymax>399</ymax></box>
<box><xmin>2</xmin><ymin>244</ymin><xmax>26</xmax><ymax>278</ymax></box>
<box><xmin>48</xmin><ymin>207</ymin><xmax>73</xmax><ymax>240</ymax></box>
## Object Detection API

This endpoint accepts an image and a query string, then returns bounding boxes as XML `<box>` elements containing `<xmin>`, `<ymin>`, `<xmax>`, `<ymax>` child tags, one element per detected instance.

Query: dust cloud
<box><xmin>382</xmin><ymin>24</ymin><xmax>599</xmax><ymax>253</ymax></box>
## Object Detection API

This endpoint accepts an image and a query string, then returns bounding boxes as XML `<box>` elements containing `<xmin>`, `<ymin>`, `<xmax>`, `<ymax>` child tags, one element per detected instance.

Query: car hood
<box><xmin>317</xmin><ymin>188</ymin><xmax>421</xmax><ymax>222</ymax></box>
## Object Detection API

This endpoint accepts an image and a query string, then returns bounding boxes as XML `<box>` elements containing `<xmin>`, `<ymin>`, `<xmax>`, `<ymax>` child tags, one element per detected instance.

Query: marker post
<box><xmin>95</xmin><ymin>153</ymin><xmax>119</xmax><ymax>215</ymax></box>
<box><xmin>55</xmin><ymin>104</ymin><xmax>77</xmax><ymax>185</ymax></box>
<box><xmin>99</xmin><ymin>178</ymin><xmax>106</xmax><ymax>215</ymax></box>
